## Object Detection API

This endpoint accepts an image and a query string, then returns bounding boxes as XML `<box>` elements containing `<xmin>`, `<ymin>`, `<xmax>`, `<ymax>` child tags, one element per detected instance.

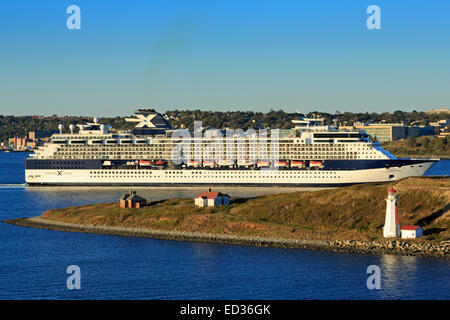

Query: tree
<box><xmin>422</xmin><ymin>136</ymin><xmax>430</xmax><ymax>148</ymax></box>
<box><xmin>406</xmin><ymin>136</ymin><xmax>416</xmax><ymax>148</ymax></box>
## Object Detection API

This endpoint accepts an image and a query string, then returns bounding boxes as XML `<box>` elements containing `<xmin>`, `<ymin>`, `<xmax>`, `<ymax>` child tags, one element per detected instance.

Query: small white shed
<box><xmin>400</xmin><ymin>225</ymin><xmax>423</xmax><ymax>239</ymax></box>
<box><xmin>194</xmin><ymin>189</ymin><xmax>231</xmax><ymax>208</ymax></box>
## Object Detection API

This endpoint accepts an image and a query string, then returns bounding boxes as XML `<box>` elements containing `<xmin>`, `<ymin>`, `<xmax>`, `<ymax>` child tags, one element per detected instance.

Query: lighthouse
<box><xmin>383</xmin><ymin>187</ymin><xmax>400</xmax><ymax>237</ymax></box>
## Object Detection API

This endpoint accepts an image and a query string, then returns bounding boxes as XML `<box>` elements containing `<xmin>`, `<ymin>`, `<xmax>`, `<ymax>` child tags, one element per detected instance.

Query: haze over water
<box><xmin>0</xmin><ymin>152</ymin><xmax>449</xmax><ymax>299</ymax></box>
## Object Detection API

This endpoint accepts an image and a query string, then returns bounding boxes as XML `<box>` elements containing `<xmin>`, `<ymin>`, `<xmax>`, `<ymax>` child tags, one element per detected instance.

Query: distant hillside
<box><xmin>1</xmin><ymin>109</ymin><xmax>448</xmax><ymax>144</ymax></box>
<box><xmin>41</xmin><ymin>177</ymin><xmax>450</xmax><ymax>242</ymax></box>
<box><xmin>383</xmin><ymin>135</ymin><xmax>450</xmax><ymax>157</ymax></box>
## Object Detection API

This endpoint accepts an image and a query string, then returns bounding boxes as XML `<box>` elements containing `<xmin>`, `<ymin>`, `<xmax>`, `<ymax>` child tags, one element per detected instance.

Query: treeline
<box><xmin>164</xmin><ymin>109</ymin><xmax>448</xmax><ymax>130</ymax></box>
<box><xmin>0</xmin><ymin>115</ymin><xmax>134</xmax><ymax>144</ymax></box>
<box><xmin>382</xmin><ymin>135</ymin><xmax>450</xmax><ymax>157</ymax></box>
<box><xmin>0</xmin><ymin>109</ymin><xmax>448</xmax><ymax>144</ymax></box>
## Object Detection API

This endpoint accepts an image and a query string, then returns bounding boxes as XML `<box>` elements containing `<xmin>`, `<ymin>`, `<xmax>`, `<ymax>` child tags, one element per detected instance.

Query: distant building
<box><xmin>8</xmin><ymin>137</ymin><xmax>27</xmax><ymax>149</ymax></box>
<box><xmin>383</xmin><ymin>187</ymin><xmax>400</xmax><ymax>238</ymax></box>
<box><xmin>340</xmin><ymin>123</ymin><xmax>437</xmax><ymax>142</ymax></box>
<box><xmin>28</xmin><ymin>130</ymin><xmax>58</xmax><ymax>140</ymax></box>
<box><xmin>426</xmin><ymin>108</ymin><xmax>450</xmax><ymax>114</ymax></box>
<box><xmin>119</xmin><ymin>190</ymin><xmax>147</xmax><ymax>208</ymax></box>
<box><xmin>429</xmin><ymin>120</ymin><xmax>449</xmax><ymax>127</ymax></box>
<box><xmin>6</xmin><ymin>130</ymin><xmax>58</xmax><ymax>150</ymax></box>
<box><xmin>194</xmin><ymin>189</ymin><xmax>231</xmax><ymax>207</ymax></box>
<box><xmin>400</xmin><ymin>225</ymin><xmax>423</xmax><ymax>239</ymax></box>
<box><xmin>429</xmin><ymin>120</ymin><xmax>450</xmax><ymax>137</ymax></box>
<box><xmin>26</xmin><ymin>141</ymin><xmax>37</xmax><ymax>149</ymax></box>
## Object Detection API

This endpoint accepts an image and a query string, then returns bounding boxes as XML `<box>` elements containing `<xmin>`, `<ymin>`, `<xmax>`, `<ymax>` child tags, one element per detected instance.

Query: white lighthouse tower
<box><xmin>383</xmin><ymin>187</ymin><xmax>400</xmax><ymax>238</ymax></box>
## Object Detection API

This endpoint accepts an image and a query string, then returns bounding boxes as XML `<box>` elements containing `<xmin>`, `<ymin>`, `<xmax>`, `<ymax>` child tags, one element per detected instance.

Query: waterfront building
<box><xmin>400</xmin><ymin>225</ymin><xmax>423</xmax><ymax>239</ymax></box>
<box><xmin>7</xmin><ymin>131</ymin><xmax>58</xmax><ymax>150</ymax></box>
<box><xmin>119</xmin><ymin>190</ymin><xmax>146</xmax><ymax>208</ymax></box>
<box><xmin>383</xmin><ymin>187</ymin><xmax>400</xmax><ymax>238</ymax></box>
<box><xmin>194</xmin><ymin>189</ymin><xmax>230</xmax><ymax>207</ymax></box>
<box><xmin>8</xmin><ymin>137</ymin><xmax>27</xmax><ymax>149</ymax></box>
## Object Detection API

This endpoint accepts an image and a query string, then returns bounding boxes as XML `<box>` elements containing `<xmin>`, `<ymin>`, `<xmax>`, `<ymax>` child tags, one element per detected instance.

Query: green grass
<box><xmin>41</xmin><ymin>177</ymin><xmax>450</xmax><ymax>242</ymax></box>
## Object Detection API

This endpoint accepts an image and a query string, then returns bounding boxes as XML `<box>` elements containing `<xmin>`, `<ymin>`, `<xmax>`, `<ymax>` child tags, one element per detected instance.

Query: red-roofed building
<box><xmin>401</xmin><ymin>225</ymin><xmax>423</xmax><ymax>239</ymax></box>
<box><xmin>194</xmin><ymin>189</ymin><xmax>231</xmax><ymax>207</ymax></box>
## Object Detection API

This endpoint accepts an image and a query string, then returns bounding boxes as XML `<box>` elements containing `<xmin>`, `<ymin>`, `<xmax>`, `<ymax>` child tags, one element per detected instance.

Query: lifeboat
<box><xmin>154</xmin><ymin>160</ymin><xmax>166</xmax><ymax>166</ymax></box>
<box><xmin>257</xmin><ymin>160</ymin><xmax>271</xmax><ymax>167</ymax></box>
<box><xmin>237</xmin><ymin>159</ymin><xmax>251</xmax><ymax>166</ymax></box>
<box><xmin>291</xmin><ymin>161</ymin><xmax>305</xmax><ymax>168</ymax></box>
<box><xmin>139</xmin><ymin>160</ymin><xmax>152</xmax><ymax>166</ymax></box>
<box><xmin>310</xmin><ymin>161</ymin><xmax>324</xmax><ymax>168</ymax></box>
<box><xmin>274</xmin><ymin>160</ymin><xmax>288</xmax><ymax>167</ymax></box>
<box><xmin>203</xmin><ymin>160</ymin><xmax>216</xmax><ymax>167</ymax></box>
<box><xmin>218</xmin><ymin>159</ymin><xmax>234</xmax><ymax>166</ymax></box>
<box><xmin>187</xmin><ymin>160</ymin><xmax>201</xmax><ymax>167</ymax></box>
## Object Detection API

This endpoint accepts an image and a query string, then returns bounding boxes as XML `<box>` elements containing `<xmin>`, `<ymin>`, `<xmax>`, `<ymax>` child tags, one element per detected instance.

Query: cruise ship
<box><xmin>25</xmin><ymin>109</ymin><xmax>437</xmax><ymax>186</ymax></box>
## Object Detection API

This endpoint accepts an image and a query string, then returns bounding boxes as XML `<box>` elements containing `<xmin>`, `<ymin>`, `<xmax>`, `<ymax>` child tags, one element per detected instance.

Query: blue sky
<box><xmin>1</xmin><ymin>0</ymin><xmax>449</xmax><ymax>116</ymax></box>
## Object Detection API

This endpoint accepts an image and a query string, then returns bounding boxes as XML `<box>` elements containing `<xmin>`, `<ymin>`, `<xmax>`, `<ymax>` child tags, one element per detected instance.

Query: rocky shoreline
<box><xmin>328</xmin><ymin>239</ymin><xmax>449</xmax><ymax>258</ymax></box>
<box><xmin>3</xmin><ymin>217</ymin><xmax>449</xmax><ymax>258</ymax></box>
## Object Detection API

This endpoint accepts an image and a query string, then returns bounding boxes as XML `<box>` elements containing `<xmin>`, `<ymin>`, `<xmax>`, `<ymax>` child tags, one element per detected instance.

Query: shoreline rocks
<box><xmin>327</xmin><ymin>239</ymin><xmax>449</xmax><ymax>257</ymax></box>
<box><xmin>3</xmin><ymin>217</ymin><xmax>449</xmax><ymax>259</ymax></box>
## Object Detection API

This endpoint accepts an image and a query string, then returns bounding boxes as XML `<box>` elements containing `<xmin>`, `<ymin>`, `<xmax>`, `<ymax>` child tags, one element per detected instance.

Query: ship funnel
<box><xmin>58</xmin><ymin>124</ymin><xmax>64</xmax><ymax>134</ymax></box>
<box><xmin>93</xmin><ymin>117</ymin><xmax>99</xmax><ymax>124</ymax></box>
<box><xmin>69</xmin><ymin>124</ymin><xmax>75</xmax><ymax>134</ymax></box>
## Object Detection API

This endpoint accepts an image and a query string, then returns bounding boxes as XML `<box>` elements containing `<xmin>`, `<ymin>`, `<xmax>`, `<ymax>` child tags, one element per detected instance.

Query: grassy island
<box><xmin>5</xmin><ymin>177</ymin><xmax>449</xmax><ymax>257</ymax></box>
<box><xmin>40</xmin><ymin>177</ymin><xmax>450</xmax><ymax>241</ymax></box>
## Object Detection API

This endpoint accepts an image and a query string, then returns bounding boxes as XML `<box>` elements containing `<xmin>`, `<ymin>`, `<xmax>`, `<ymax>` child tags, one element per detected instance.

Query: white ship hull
<box><xmin>25</xmin><ymin>161</ymin><xmax>434</xmax><ymax>186</ymax></box>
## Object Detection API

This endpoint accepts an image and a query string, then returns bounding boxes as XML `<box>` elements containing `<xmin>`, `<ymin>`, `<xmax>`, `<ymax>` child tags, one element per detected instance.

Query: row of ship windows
<box><xmin>89</xmin><ymin>171</ymin><xmax>339</xmax><ymax>176</ymax></box>
<box><xmin>52</xmin><ymin>156</ymin><xmax>362</xmax><ymax>160</ymax></box>
<box><xmin>90</xmin><ymin>170</ymin><xmax>337</xmax><ymax>174</ymax></box>
<box><xmin>55</xmin><ymin>146</ymin><xmax>363</xmax><ymax>151</ymax></box>
<box><xmin>54</xmin><ymin>145</ymin><xmax>372</xmax><ymax>151</ymax></box>
<box><xmin>58</xmin><ymin>145</ymin><xmax>372</xmax><ymax>151</ymax></box>
<box><xmin>53</xmin><ymin>149</ymin><xmax>370</xmax><ymax>155</ymax></box>
<box><xmin>55</xmin><ymin>140</ymin><xmax>362</xmax><ymax>145</ymax></box>
<box><xmin>54</xmin><ymin>152</ymin><xmax>364</xmax><ymax>159</ymax></box>
<box><xmin>53</xmin><ymin>152</ymin><xmax>381</xmax><ymax>157</ymax></box>
<box><xmin>89</xmin><ymin>175</ymin><xmax>342</xmax><ymax>179</ymax></box>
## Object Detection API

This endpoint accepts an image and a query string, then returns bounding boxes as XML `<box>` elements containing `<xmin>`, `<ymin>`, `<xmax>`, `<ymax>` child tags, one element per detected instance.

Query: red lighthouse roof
<box><xmin>388</xmin><ymin>187</ymin><xmax>396</xmax><ymax>194</ymax></box>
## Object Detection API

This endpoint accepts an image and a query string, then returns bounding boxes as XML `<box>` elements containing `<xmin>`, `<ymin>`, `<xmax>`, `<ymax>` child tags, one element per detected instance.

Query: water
<box><xmin>0</xmin><ymin>152</ymin><xmax>448</xmax><ymax>299</ymax></box>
